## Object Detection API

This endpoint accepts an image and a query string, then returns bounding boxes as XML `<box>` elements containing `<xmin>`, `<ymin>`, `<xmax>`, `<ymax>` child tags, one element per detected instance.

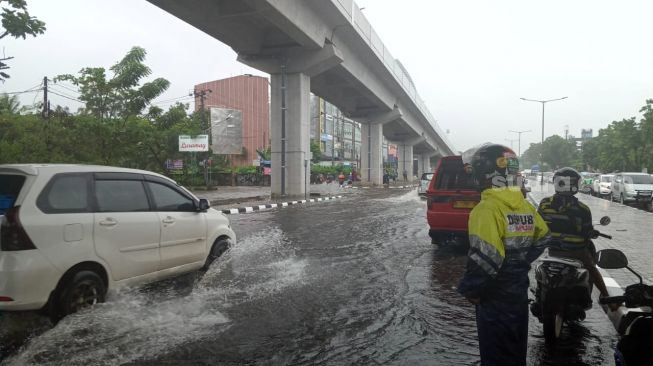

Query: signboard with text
<box><xmin>179</xmin><ymin>135</ymin><xmax>209</xmax><ymax>152</ymax></box>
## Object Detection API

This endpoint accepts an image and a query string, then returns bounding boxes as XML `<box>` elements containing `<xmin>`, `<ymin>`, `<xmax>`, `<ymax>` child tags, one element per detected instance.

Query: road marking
<box><xmin>221</xmin><ymin>196</ymin><xmax>345</xmax><ymax>215</ymax></box>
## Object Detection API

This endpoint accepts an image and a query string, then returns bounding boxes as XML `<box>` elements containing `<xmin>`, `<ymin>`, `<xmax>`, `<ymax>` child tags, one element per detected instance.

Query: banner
<box><xmin>210</xmin><ymin>107</ymin><xmax>243</xmax><ymax>154</ymax></box>
<box><xmin>179</xmin><ymin>135</ymin><xmax>209</xmax><ymax>152</ymax></box>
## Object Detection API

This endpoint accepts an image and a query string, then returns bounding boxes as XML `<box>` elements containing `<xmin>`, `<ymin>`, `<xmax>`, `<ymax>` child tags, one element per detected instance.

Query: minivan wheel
<box><xmin>204</xmin><ymin>238</ymin><xmax>231</xmax><ymax>270</ymax></box>
<box><xmin>57</xmin><ymin>270</ymin><xmax>106</xmax><ymax>317</ymax></box>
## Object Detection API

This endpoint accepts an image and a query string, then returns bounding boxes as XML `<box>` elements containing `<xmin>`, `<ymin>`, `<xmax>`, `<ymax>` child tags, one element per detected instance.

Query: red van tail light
<box><xmin>1</xmin><ymin>206</ymin><xmax>36</xmax><ymax>251</ymax></box>
<box><xmin>0</xmin><ymin>296</ymin><xmax>14</xmax><ymax>302</ymax></box>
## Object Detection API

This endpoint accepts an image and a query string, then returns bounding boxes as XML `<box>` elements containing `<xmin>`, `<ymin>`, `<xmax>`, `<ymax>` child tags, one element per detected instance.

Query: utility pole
<box><xmin>520</xmin><ymin>96</ymin><xmax>567</xmax><ymax>184</ymax></box>
<box><xmin>191</xmin><ymin>87</ymin><xmax>212</xmax><ymax>186</ymax></box>
<box><xmin>41</xmin><ymin>76</ymin><xmax>49</xmax><ymax>120</ymax></box>
<box><xmin>509</xmin><ymin>129</ymin><xmax>531</xmax><ymax>156</ymax></box>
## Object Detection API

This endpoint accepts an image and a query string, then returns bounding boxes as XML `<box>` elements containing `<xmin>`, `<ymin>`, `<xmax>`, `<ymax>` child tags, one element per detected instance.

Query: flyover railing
<box><xmin>332</xmin><ymin>0</ymin><xmax>456</xmax><ymax>154</ymax></box>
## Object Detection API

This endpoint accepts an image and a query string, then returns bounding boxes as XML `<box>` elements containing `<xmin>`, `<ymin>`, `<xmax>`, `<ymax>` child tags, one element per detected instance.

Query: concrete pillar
<box><xmin>417</xmin><ymin>154</ymin><xmax>425</xmax><ymax>178</ymax></box>
<box><xmin>270</xmin><ymin>72</ymin><xmax>310</xmax><ymax>198</ymax></box>
<box><xmin>423</xmin><ymin>155</ymin><xmax>432</xmax><ymax>173</ymax></box>
<box><xmin>398</xmin><ymin>143</ymin><xmax>414</xmax><ymax>182</ymax></box>
<box><xmin>360</xmin><ymin>123</ymin><xmax>383</xmax><ymax>185</ymax></box>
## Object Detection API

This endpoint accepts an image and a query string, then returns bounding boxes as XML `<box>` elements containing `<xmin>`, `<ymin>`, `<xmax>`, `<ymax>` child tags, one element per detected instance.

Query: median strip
<box><xmin>221</xmin><ymin>196</ymin><xmax>344</xmax><ymax>215</ymax></box>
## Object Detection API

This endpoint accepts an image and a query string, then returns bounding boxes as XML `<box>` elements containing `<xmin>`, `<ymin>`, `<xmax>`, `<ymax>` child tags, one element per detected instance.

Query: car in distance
<box><xmin>592</xmin><ymin>174</ymin><xmax>614</xmax><ymax>198</ymax></box>
<box><xmin>417</xmin><ymin>172</ymin><xmax>434</xmax><ymax>197</ymax></box>
<box><xmin>426</xmin><ymin>156</ymin><xmax>479</xmax><ymax>246</ymax></box>
<box><xmin>0</xmin><ymin>164</ymin><xmax>236</xmax><ymax>318</ymax></box>
<box><xmin>611</xmin><ymin>172</ymin><xmax>653</xmax><ymax>206</ymax></box>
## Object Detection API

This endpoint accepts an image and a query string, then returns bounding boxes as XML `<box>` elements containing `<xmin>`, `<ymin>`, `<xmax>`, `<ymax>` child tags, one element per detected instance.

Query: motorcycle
<box><xmin>529</xmin><ymin>216</ymin><xmax>612</xmax><ymax>347</ymax></box>
<box><xmin>596</xmin><ymin>249</ymin><xmax>653</xmax><ymax>366</ymax></box>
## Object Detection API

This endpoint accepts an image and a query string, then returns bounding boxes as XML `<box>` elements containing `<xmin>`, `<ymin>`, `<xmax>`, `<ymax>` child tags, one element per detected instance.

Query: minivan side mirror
<box><xmin>596</xmin><ymin>249</ymin><xmax>628</xmax><ymax>269</ymax></box>
<box><xmin>198</xmin><ymin>199</ymin><xmax>210</xmax><ymax>212</ymax></box>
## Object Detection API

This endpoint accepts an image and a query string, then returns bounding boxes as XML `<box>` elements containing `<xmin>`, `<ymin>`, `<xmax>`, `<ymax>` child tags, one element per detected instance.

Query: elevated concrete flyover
<box><xmin>148</xmin><ymin>0</ymin><xmax>456</xmax><ymax>197</ymax></box>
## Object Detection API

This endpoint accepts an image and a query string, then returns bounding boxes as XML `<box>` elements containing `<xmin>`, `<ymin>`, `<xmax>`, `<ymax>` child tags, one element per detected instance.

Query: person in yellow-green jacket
<box><xmin>457</xmin><ymin>143</ymin><xmax>550</xmax><ymax>366</ymax></box>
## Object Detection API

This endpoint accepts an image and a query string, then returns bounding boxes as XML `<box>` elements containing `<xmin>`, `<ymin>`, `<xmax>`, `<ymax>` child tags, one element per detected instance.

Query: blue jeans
<box><xmin>476</xmin><ymin>300</ymin><xmax>529</xmax><ymax>366</ymax></box>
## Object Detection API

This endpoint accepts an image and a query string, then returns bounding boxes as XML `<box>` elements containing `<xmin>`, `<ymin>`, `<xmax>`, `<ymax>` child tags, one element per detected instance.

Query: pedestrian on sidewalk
<box><xmin>338</xmin><ymin>172</ymin><xmax>346</xmax><ymax>187</ymax></box>
<box><xmin>402</xmin><ymin>169</ymin><xmax>408</xmax><ymax>182</ymax></box>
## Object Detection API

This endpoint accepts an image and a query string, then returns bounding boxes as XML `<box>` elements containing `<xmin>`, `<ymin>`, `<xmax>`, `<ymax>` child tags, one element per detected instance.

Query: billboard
<box><xmin>210</xmin><ymin>107</ymin><xmax>243</xmax><ymax>155</ymax></box>
<box><xmin>178</xmin><ymin>135</ymin><xmax>209</xmax><ymax>152</ymax></box>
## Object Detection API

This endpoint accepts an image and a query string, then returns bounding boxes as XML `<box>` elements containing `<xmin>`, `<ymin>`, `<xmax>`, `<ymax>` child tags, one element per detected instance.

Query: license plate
<box><xmin>453</xmin><ymin>200</ymin><xmax>478</xmax><ymax>209</ymax></box>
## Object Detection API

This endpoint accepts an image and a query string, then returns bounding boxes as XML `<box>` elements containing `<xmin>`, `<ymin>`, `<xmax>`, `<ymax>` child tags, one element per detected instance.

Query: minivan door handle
<box><xmin>162</xmin><ymin>216</ymin><xmax>175</xmax><ymax>224</ymax></box>
<box><xmin>99</xmin><ymin>218</ymin><xmax>117</xmax><ymax>227</ymax></box>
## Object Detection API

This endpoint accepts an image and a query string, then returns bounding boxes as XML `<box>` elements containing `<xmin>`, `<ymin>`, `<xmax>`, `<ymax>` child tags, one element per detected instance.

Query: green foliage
<box><xmin>55</xmin><ymin>46</ymin><xmax>170</xmax><ymax>120</ymax></box>
<box><xmin>310</xmin><ymin>140</ymin><xmax>322</xmax><ymax>163</ymax></box>
<box><xmin>235</xmin><ymin>165</ymin><xmax>257</xmax><ymax>174</ymax></box>
<box><xmin>523</xmin><ymin>99</ymin><xmax>653</xmax><ymax>173</ymax></box>
<box><xmin>583</xmin><ymin>111</ymin><xmax>650</xmax><ymax>172</ymax></box>
<box><xmin>0</xmin><ymin>0</ymin><xmax>46</xmax><ymax>81</ymax></box>
<box><xmin>256</xmin><ymin>146</ymin><xmax>271</xmax><ymax>161</ymax></box>
<box><xmin>0</xmin><ymin>103</ymin><xmax>202</xmax><ymax>174</ymax></box>
<box><xmin>541</xmin><ymin>135</ymin><xmax>580</xmax><ymax>170</ymax></box>
<box><xmin>0</xmin><ymin>93</ymin><xmax>20</xmax><ymax>114</ymax></box>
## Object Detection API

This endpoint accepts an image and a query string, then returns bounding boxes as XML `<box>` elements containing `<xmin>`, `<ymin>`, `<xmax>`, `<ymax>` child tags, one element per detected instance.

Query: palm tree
<box><xmin>0</xmin><ymin>93</ymin><xmax>21</xmax><ymax>114</ymax></box>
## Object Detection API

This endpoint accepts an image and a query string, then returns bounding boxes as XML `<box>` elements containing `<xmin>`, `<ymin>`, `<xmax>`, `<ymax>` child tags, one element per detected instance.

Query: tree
<box><xmin>0</xmin><ymin>0</ymin><xmax>46</xmax><ymax>81</ymax></box>
<box><xmin>55</xmin><ymin>46</ymin><xmax>170</xmax><ymax>120</ymax></box>
<box><xmin>520</xmin><ymin>142</ymin><xmax>542</xmax><ymax>169</ymax></box>
<box><xmin>541</xmin><ymin>135</ymin><xmax>580</xmax><ymax>170</ymax></box>
<box><xmin>0</xmin><ymin>93</ymin><xmax>20</xmax><ymax>114</ymax></box>
<box><xmin>310</xmin><ymin>140</ymin><xmax>322</xmax><ymax>163</ymax></box>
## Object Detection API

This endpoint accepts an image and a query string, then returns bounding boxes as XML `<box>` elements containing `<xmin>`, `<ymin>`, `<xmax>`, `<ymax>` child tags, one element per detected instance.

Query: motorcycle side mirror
<box><xmin>599</xmin><ymin>216</ymin><xmax>611</xmax><ymax>226</ymax></box>
<box><xmin>596</xmin><ymin>249</ymin><xmax>628</xmax><ymax>269</ymax></box>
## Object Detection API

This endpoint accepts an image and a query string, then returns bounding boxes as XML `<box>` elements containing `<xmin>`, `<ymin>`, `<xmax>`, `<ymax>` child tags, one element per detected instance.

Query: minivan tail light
<box><xmin>0</xmin><ymin>296</ymin><xmax>13</xmax><ymax>302</ymax></box>
<box><xmin>1</xmin><ymin>206</ymin><xmax>36</xmax><ymax>251</ymax></box>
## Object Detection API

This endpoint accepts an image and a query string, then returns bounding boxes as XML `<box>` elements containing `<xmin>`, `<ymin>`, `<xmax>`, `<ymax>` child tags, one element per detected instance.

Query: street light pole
<box><xmin>508</xmin><ymin>129</ymin><xmax>531</xmax><ymax>156</ymax></box>
<box><xmin>520</xmin><ymin>97</ymin><xmax>567</xmax><ymax>184</ymax></box>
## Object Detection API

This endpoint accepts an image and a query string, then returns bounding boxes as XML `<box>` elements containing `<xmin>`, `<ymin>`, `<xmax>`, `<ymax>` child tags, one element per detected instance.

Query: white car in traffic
<box><xmin>0</xmin><ymin>164</ymin><xmax>235</xmax><ymax>318</ymax></box>
<box><xmin>592</xmin><ymin>174</ymin><xmax>614</xmax><ymax>198</ymax></box>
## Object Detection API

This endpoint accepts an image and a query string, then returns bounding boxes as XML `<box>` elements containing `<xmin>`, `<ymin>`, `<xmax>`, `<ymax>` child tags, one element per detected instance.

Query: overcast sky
<box><xmin>4</xmin><ymin>0</ymin><xmax>653</xmax><ymax>152</ymax></box>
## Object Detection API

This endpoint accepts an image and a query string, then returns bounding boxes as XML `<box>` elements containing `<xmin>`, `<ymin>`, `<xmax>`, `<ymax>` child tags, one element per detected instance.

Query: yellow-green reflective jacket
<box><xmin>458</xmin><ymin>187</ymin><xmax>549</xmax><ymax>302</ymax></box>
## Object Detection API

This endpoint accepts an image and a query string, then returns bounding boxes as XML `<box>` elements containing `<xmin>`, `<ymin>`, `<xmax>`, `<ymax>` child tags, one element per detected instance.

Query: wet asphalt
<box><xmin>1</xmin><ymin>188</ymin><xmax>624</xmax><ymax>365</ymax></box>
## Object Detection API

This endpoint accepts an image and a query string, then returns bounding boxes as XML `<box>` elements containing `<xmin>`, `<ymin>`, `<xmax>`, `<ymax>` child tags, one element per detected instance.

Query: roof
<box><xmin>0</xmin><ymin>164</ymin><xmax>170</xmax><ymax>180</ymax></box>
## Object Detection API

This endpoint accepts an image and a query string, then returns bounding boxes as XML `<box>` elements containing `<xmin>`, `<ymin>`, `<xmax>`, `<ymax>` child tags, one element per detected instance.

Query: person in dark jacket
<box><xmin>537</xmin><ymin>167</ymin><xmax>611</xmax><ymax>300</ymax></box>
<box><xmin>458</xmin><ymin>143</ymin><xmax>549</xmax><ymax>366</ymax></box>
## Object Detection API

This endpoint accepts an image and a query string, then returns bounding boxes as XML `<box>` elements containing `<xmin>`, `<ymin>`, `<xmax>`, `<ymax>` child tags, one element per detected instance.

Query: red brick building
<box><xmin>194</xmin><ymin>75</ymin><xmax>270</xmax><ymax>167</ymax></box>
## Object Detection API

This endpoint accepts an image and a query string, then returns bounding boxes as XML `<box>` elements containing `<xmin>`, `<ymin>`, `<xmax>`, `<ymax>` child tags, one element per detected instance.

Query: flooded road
<box><xmin>1</xmin><ymin>189</ymin><xmax>618</xmax><ymax>365</ymax></box>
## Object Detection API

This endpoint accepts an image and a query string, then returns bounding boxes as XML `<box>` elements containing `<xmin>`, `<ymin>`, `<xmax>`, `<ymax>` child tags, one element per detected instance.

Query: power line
<box><xmin>51</xmin><ymin>82</ymin><xmax>80</xmax><ymax>94</ymax></box>
<box><xmin>153</xmin><ymin>94</ymin><xmax>194</xmax><ymax>105</ymax></box>
<box><xmin>2</xmin><ymin>87</ymin><xmax>43</xmax><ymax>95</ymax></box>
<box><xmin>48</xmin><ymin>90</ymin><xmax>83</xmax><ymax>103</ymax></box>
<box><xmin>49</xmin><ymin>85</ymin><xmax>83</xmax><ymax>99</ymax></box>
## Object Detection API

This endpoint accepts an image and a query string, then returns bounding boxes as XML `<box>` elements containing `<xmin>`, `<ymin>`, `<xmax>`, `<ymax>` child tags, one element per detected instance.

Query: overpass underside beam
<box><xmin>270</xmin><ymin>72</ymin><xmax>310</xmax><ymax>199</ymax></box>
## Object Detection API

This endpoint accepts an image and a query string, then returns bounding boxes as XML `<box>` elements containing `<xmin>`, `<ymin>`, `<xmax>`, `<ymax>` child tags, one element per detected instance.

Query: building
<box><xmin>310</xmin><ymin>96</ymin><xmax>362</xmax><ymax>167</ymax></box>
<box><xmin>194</xmin><ymin>75</ymin><xmax>270</xmax><ymax>167</ymax></box>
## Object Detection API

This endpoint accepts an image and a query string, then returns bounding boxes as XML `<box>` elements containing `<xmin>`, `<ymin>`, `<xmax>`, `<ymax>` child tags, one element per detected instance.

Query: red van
<box><xmin>426</xmin><ymin>156</ymin><xmax>480</xmax><ymax>245</ymax></box>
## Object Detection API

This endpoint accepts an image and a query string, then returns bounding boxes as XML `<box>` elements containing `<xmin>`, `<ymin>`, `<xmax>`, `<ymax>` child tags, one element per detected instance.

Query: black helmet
<box><xmin>463</xmin><ymin>143</ymin><xmax>519</xmax><ymax>190</ymax></box>
<box><xmin>553</xmin><ymin>167</ymin><xmax>581</xmax><ymax>195</ymax></box>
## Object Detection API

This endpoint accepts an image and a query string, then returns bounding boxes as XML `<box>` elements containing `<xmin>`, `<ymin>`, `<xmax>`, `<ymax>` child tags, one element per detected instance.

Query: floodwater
<box><xmin>1</xmin><ymin>189</ymin><xmax>618</xmax><ymax>365</ymax></box>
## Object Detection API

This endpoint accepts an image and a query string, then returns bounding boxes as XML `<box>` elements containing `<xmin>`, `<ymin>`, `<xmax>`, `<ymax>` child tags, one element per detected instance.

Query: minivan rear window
<box><xmin>435</xmin><ymin>160</ymin><xmax>476</xmax><ymax>190</ymax></box>
<box><xmin>0</xmin><ymin>174</ymin><xmax>26</xmax><ymax>215</ymax></box>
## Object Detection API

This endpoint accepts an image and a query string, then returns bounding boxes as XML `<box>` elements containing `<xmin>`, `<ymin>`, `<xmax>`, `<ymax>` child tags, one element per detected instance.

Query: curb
<box><xmin>351</xmin><ymin>184</ymin><xmax>417</xmax><ymax>190</ymax></box>
<box><xmin>221</xmin><ymin>195</ymin><xmax>344</xmax><ymax>215</ymax></box>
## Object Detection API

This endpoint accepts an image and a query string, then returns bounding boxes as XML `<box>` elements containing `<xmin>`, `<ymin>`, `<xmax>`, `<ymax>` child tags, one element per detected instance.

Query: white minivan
<box><xmin>0</xmin><ymin>164</ymin><xmax>236</xmax><ymax>318</ymax></box>
<box><xmin>610</xmin><ymin>172</ymin><xmax>653</xmax><ymax>205</ymax></box>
